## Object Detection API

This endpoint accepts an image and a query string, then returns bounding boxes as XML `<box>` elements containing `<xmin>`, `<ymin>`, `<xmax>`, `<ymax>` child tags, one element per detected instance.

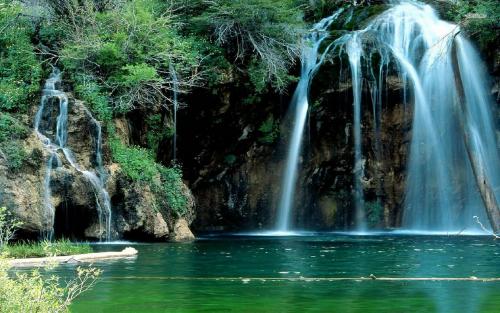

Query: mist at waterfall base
<box><xmin>274</xmin><ymin>1</ymin><xmax>499</xmax><ymax>234</ymax></box>
<box><xmin>34</xmin><ymin>68</ymin><xmax>112</xmax><ymax>241</ymax></box>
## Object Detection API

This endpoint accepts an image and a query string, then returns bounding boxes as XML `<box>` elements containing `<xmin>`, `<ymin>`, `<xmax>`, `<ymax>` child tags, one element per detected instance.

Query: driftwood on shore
<box><xmin>8</xmin><ymin>247</ymin><xmax>138</xmax><ymax>268</ymax></box>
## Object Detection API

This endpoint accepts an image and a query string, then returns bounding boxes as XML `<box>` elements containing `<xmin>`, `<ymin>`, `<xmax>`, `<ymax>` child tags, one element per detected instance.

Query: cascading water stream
<box><xmin>275</xmin><ymin>9</ymin><xmax>343</xmax><ymax>232</ymax></box>
<box><xmin>170</xmin><ymin>63</ymin><xmax>179</xmax><ymax>162</ymax></box>
<box><xmin>332</xmin><ymin>1</ymin><xmax>499</xmax><ymax>232</ymax></box>
<box><xmin>346</xmin><ymin>32</ymin><xmax>367</xmax><ymax>231</ymax></box>
<box><xmin>35</xmin><ymin>68</ymin><xmax>112</xmax><ymax>240</ymax></box>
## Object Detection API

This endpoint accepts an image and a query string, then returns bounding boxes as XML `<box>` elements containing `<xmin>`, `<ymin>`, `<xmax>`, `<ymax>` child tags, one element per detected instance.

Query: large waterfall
<box><xmin>35</xmin><ymin>68</ymin><xmax>113</xmax><ymax>240</ymax></box>
<box><xmin>275</xmin><ymin>9</ymin><xmax>343</xmax><ymax>232</ymax></box>
<box><xmin>275</xmin><ymin>0</ymin><xmax>499</xmax><ymax>233</ymax></box>
<box><xmin>333</xmin><ymin>1</ymin><xmax>499</xmax><ymax>232</ymax></box>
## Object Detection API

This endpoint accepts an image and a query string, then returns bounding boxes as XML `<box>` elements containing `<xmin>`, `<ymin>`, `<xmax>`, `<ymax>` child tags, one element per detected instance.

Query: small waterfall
<box><xmin>346</xmin><ymin>32</ymin><xmax>367</xmax><ymax>231</ymax></box>
<box><xmin>276</xmin><ymin>9</ymin><xmax>343</xmax><ymax>232</ymax></box>
<box><xmin>170</xmin><ymin>63</ymin><xmax>179</xmax><ymax>162</ymax></box>
<box><xmin>332</xmin><ymin>1</ymin><xmax>499</xmax><ymax>232</ymax></box>
<box><xmin>35</xmin><ymin>68</ymin><xmax>112</xmax><ymax>240</ymax></box>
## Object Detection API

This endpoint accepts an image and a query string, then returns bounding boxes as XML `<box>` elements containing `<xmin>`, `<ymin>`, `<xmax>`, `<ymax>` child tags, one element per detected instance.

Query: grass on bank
<box><xmin>1</xmin><ymin>239</ymin><xmax>93</xmax><ymax>259</ymax></box>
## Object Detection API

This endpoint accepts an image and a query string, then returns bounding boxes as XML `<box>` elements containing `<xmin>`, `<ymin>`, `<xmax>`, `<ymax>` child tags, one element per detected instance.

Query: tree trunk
<box><xmin>451</xmin><ymin>39</ymin><xmax>500</xmax><ymax>234</ymax></box>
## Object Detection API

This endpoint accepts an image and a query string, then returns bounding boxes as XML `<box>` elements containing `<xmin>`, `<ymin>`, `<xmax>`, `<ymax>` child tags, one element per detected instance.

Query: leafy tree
<box><xmin>0</xmin><ymin>1</ymin><xmax>42</xmax><ymax>112</ymax></box>
<box><xmin>190</xmin><ymin>0</ymin><xmax>306</xmax><ymax>92</ymax></box>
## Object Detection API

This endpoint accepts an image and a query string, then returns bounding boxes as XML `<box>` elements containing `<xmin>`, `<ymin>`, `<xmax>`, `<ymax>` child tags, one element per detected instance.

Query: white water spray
<box><xmin>333</xmin><ymin>1</ymin><xmax>498</xmax><ymax>231</ymax></box>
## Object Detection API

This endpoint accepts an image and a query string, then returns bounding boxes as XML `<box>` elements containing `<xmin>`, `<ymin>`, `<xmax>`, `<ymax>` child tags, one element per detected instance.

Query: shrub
<box><xmin>0</xmin><ymin>114</ymin><xmax>30</xmax><ymax>170</ymax></box>
<box><xmin>145</xmin><ymin>114</ymin><xmax>171</xmax><ymax>151</ymax></box>
<box><xmin>158</xmin><ymin>166</ymin><xmax>188</xmax><ymax>216</ymax></box>
<box><xmin>73</xmin><ymin>75</ymin><xmax>113</xmax><ymax>122</ymax></box>
<box><xmin>440</xmin><ymin>0</ymin><xmax>499</xmax><ymax>54</ymax></box>
<box><xmin>1</xmin><ymin>142</ymin><xmax>27</xmax><ymax>172</ymax></box>
<box><xmin>0</xmin><ymin>206</ymin><xmax>22</xmax><ymax>248</ymax></box>
<box><xmin>0</xmin><ymin>261</ymin><xmax>101</xmax><ymax>313</ymax></box>
<box><xmin>258</xmin><ymin>115</ymin><xmax>280</xmax><ymax>144</ymax></box>
<box><xmin>109</xmin><ymin>137</ymin><xmax>159</xmax><ymax>182</ymax></box>
<box><xmin>0</xmin><ymin>113</ymin><xmax>29</xmax><ymax>142</ymax></box>
<box><xmin>109</xmin><ymin>135</ymin><xmax>188</xmax><ymax>215</ymax></box>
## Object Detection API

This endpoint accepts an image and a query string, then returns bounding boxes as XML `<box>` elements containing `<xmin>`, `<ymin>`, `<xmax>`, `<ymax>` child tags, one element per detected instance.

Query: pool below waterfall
<box><xmin>58</xmin><ymin>234</ymin><xmax>500</xmax><ymax>312</ymax></box>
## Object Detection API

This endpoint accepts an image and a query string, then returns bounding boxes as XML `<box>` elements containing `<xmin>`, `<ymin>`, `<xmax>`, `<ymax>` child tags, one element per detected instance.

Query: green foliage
<box><xmin>0</xmin><ymin>113</ymin><xmax>29</xmax><ymax>142</ymax></box>
<box><xmin>258</xmin><ymin>115</ymin><xmax>280</xmax><ymax>144</ymax></box>
<box><xmin>109</xmin><ymin>135</ymin><xmax>188</xmax><ymax>215</ymax></box>
<box><xmin>2</xmin><ymin>239</ymin><xmax>92</xmax><ymax>258</ymax></box>
<box><xmin>73</xmin><ymin>74</ymin><xmax>113</xmax><ymax>121</ymax></box>
<box><xmin>446</xmin><ymin>0</ymin><xmax>500</xmax><ymax>52</ymax></box>
<box><xmin>1</xmin><ymin>143</ymin><xmax>27</xmax><ymax>172</ymax></box>
<box><xmin>158</xmin><ymin>166</ymin><xmax>188</xmax><ymax>216</ymax></box>
<box><xmin>110</xmin><ymin>137</ymin><xmax>159</xmax><ymax>182</ymax></box>
<box><xmin>0</xmin><ymin>206</ymin><xmax>22</xmax><ymax>248</ymax></box>
<box><xmin>0</xmin><ymin>113</ymin><xmax>29</xmax><ymax>172</ymax></box>
<box><xmin>0</xmin><ymin>1</ymin><xmax>42</xmax><ymax>112</ymax></box>
<box><xmin>190</xmin><ymin>0</ymin><xmax>305</xmax><ymax>92</ymax></box>
<box><xmin>116</xmin><ymin>63</ymin><xmax>161</xmax><ymax>87</ymax></box>
<box><xmin>0</xmin><ymin>260</ymin><xmax>101</xmax><ymax>313</ymax></box>
<box><xmin>146</xmin><ymin>114</ymin><xmax>171</xmax><ymax>151</ymax></box>
<box><xmin>49</xmin><ymin>0</ymin><xmax>205</xmax><ymax>114</ymax></box>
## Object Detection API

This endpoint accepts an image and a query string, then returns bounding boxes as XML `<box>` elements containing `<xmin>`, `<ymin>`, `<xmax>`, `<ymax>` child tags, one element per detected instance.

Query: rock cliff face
<box><xmin>2</xmin><ymin>3</ymin><xmax>498</xmax><ymax>239</ymax></box>
<box><xmin>0</xmin><ymin>92</ymin><xmax>195</xmax><ymax>241</ymax></box>
<box><xmin>174</xmin><ymin>70</ymin><xmax>410</xmax><ymax>232</ymax></box>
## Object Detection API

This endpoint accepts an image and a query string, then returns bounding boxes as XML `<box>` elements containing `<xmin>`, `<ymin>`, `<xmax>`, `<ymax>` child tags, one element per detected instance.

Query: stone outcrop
<box><xmin>171</xmin><ymin>218</ymin><xmax>195</xmax><ymax>242</ymax></box>
<box><xmin>0</xmin><ymin>94</ymin><xmax>195</xmax><ymax>241</ymax></box>
<box><xmin>0</xmin><ymin>132</ymin><xmax>47</xmax><ymax>236</ymax></box>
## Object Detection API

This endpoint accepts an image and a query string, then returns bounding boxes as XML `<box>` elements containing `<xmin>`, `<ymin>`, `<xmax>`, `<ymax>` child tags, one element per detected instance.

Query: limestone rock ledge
<box><xmin>0</xmin><ymin>96</ymin><xmax>196</xmax><ymax>242</ymax></box>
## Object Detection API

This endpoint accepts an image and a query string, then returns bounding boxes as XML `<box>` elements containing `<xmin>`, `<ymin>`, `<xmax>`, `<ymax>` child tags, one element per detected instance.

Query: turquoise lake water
<box><xmin>56</xmin><ymin>234</ymin><xmax>499</xmax><ymax>312</ymax></box>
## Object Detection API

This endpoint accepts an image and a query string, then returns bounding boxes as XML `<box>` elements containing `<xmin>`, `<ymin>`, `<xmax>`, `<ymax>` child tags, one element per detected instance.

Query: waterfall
<box><xmin>35</xmin><ymin>68</ymin><xmax>112</xmax><ymax>240</ymax></box>
<box><xmin>332</xmin><ymin>1</ymin><xmax>499</xmax><ymax>232</ymax></box>
<box><xmin>276</xmin><ymin>9</ymin><xmax>343</xmax><ymax>232</ymax></box>
<box><xmin>170</xmin><ymin>63</ymin><xmax>179</xmax><ymax>162</ymax></box>
<box><xmin>346</xmin><ymin>32</ymin><xmax>367</xmax><ymax>231</ymax></box>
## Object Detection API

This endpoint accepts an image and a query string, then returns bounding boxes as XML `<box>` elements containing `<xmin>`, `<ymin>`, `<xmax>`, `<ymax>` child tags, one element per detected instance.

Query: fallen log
<box><xmin>8</xmin><ymin>247</ymin><xmax>138</xmax><ymax>268</ymax></box>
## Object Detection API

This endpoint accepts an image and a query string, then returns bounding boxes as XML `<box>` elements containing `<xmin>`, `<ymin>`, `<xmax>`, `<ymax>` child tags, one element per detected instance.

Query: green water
<box><xmin>59</xmin><ymin>234</ymin><xmax>499</xmax><ymax>312</ymax></box>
